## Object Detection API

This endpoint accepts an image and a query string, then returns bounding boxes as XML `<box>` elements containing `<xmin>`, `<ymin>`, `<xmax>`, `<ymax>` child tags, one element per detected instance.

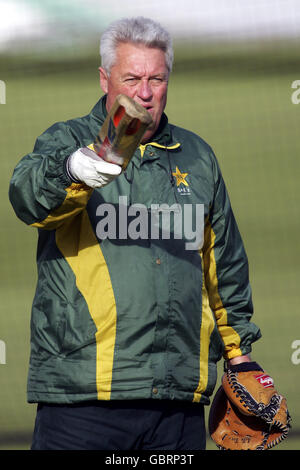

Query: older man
<box><xmin>9</xmin><ymin>17</ymin><xmax>261</xmax><ymax>450</ymax></box>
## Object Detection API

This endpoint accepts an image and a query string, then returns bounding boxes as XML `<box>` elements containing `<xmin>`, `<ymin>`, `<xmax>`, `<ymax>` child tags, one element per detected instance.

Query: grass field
<box><xmin>0</xmin><ymin>40</ymin><xmax>299</xmax><ymax>450</ymax></box>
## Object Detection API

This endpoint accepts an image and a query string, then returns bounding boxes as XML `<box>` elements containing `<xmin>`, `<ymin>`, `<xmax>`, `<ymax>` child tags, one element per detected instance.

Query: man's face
<box><xmin>99</xmin><ymin>42</ymin><xmax>169</xmax><ymax>143</ymax></box>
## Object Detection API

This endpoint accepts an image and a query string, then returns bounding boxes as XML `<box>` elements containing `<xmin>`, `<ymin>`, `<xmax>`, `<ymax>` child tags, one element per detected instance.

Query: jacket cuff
<box><xmin>225</xmin><ymin>361</ymin><xmax>264</xmax><ymax>372</ymax></box>
<box><xmin>64</xmin><ymin>154</ymin><xmax>82</xmax><ymax>184</ymax></box>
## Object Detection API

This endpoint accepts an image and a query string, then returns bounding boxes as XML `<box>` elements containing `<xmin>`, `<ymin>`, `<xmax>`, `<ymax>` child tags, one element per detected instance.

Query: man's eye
<box><xmin>125</xmin><ymin>78</ymin><xmax>138</xmax><ymax>83</ymax></box>
<box><xmin>151</xmin><ymin>77</ymin><xmax>166</xmax><ymax>84</ymax></box>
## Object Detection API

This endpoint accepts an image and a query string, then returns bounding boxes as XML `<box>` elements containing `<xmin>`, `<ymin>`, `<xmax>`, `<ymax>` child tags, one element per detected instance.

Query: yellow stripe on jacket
<box><xmin>193</xmin><ymin>251</ymin><xmax>215</xmax><ymax>403</ymax></box>
<box><xmin>55</xmin><ymin>209</ymin><xmax>117</xmax><ymax>400</ymax></box>
<box><xmin>31</xmin><ymin>183</ymin><xmax>93</xmax><ymax>230</ymax></box>
<box><xmin>202</xmin><ymin>220</ymin><xmax>243</xmax><ymax>360</ymax></box>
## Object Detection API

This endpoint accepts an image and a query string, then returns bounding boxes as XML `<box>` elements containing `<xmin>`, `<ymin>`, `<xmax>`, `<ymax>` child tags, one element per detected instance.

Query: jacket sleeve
<box><xmin>202</xmin><ymin>150</ymin><xmax>261</xmax><ymax>360</ymax></box>
<box><xmin>9</xmin><ymin>121</ymin><xmax>93</xmax><ymax>230</ymax></box>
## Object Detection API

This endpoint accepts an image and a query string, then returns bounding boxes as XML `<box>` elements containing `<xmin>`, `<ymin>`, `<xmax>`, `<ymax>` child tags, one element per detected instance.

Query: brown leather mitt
<box><xmin>209</xmin><ymin>362</ymin><xmax>291</xmax><ymax>450</ymax></box>
<box><xmin>209</xmin><ymin>386</ymin><xmax>288</xmax><ymax>450</ymax></box>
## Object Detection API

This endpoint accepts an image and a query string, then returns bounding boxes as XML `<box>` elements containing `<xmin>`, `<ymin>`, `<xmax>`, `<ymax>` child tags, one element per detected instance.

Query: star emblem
<box><xmin>172</xmin><ymin>166</ymin><xmax>189</xmax><ymax>187</ymax></box>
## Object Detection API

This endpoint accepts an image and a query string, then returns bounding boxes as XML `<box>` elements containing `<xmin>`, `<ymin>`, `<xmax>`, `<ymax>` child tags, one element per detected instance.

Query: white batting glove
<box><xmin>66</xmin><ymin>147</ymin><xmax>124</xmax><ymax>188</ymax></box>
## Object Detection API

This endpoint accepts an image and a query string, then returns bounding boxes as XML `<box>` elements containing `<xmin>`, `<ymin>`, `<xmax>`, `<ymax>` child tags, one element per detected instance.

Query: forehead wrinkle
<box><xmin>114</xmin><ymin>43</ymin><xmax>168</xmax><ymax>79</ymax></box>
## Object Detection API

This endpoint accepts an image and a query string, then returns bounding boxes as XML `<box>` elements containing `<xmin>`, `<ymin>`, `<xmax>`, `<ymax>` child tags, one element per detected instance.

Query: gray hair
<box><xmin>100</xmin><ymin>16</ymin><xmax>174</xmax><ymax>75</ymax></box>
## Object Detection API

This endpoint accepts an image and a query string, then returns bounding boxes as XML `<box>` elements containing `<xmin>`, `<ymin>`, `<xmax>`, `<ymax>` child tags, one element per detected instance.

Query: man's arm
<box><xmin>202</xmin><ymin>150</ymin><xmax>261</xmax><ymax>361</ymax></box>
<box><xmin>227</xmin><ymin>354</ymin><xmax>252</xmax><ymax>365</ymax></box>
<box><xmin>9</xmin><ymin>121</ymin><xmax>121</xmax><ymax>230</ymax></box>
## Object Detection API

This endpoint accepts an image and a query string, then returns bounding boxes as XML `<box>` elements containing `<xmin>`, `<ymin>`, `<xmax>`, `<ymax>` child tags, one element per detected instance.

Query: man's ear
<box><xmin>99</xmin><ymin>67</ymin><xmax>108</xmax><ymax>93</ymax></box>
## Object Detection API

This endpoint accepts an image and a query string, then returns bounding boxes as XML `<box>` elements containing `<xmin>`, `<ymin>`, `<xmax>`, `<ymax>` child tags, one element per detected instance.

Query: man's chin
<box><xmin>141</xmin><ymin>123</ymin><xmax>158</xmax><ymax>144</ymax></box>
<box><xmin>141</xmin><ymin>132</ymin><xmax>154</xmax><ymax>144</ymax></box>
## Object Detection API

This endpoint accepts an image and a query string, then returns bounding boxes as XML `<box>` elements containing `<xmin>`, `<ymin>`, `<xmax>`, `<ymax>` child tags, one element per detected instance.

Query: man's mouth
<box><xmin>144</xmin><ymin>106</ymin><xmax>154</xmax><ymax>115</ymax></box>
<box><xmin>139</xmin><ymin>103</ymin><xmax>153</xmax><ymax>111</ymax></box>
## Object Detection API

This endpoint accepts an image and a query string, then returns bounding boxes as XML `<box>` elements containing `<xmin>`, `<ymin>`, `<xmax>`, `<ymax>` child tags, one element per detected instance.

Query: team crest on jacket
<box><xmin>172</xmin><ymin>166</ymin><xmax>191</xmax><ymax>195</ymax></box>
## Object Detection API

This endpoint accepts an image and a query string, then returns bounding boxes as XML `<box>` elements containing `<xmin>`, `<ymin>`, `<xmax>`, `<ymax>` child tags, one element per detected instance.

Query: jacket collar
<box><xmin>90</xmin><ymin>94</ymin><xmax>108</xmax><ymax>125</ymax></box>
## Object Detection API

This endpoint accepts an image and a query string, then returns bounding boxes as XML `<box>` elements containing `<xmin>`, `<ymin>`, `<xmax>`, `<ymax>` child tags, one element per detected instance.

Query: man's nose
<box><xmin>137</xmin><ymin>79</ymin><xmax>152</xmax><ymax>100</ymax></box>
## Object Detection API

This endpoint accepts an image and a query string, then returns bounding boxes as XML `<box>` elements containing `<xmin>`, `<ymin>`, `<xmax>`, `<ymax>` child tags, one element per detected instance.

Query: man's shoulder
<box><xmin>169</xmin><ymin>122</ymin><xmax>214</xmax><ymax>155</ymax></box>
<box><xmin>36</xmin><ymin>106</ymin><xmax>99</xmax><ymax>148</ymax></box>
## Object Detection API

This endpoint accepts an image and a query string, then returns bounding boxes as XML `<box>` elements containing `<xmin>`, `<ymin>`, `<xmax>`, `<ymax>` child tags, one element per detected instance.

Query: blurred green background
<box><xmin>0</xmin><ymin>1</ymin><xmax>299</xmax><ymax>451</ymax></box>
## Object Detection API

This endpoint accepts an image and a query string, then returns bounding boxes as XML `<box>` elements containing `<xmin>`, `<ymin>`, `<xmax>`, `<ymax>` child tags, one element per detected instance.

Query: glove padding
<box><xmin>209</xmin><ymin>361</ymin><xmax>291</xmax><ymax>450</ymax></box>
<box><xmin>66</xmin><ymin>147</ymin><xmax>124</xmax><ymax>188</ymax></box>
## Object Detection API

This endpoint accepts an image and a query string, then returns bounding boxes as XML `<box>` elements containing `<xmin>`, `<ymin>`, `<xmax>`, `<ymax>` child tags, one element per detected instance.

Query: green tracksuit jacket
<box><xmin>9</xmin><ymin>95</ymin><xmax>261</xmax><ymax>405</ymax></box>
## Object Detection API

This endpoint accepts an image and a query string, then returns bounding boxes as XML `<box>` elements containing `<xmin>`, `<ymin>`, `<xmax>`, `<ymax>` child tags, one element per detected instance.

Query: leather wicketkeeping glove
<box><xmin>209</xmin><ymin>361</ymin><xmax>291</xmax><ymax>450</ymax></box>
<box><xmin>66</xmin><ymin>147</ymin><xmax>124</xmax><ymax>188</ymax></box>
<box><xmin>222</xmin><ymin>362</ymin><xmax>291</xmax><ymax>429</ymax></box>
